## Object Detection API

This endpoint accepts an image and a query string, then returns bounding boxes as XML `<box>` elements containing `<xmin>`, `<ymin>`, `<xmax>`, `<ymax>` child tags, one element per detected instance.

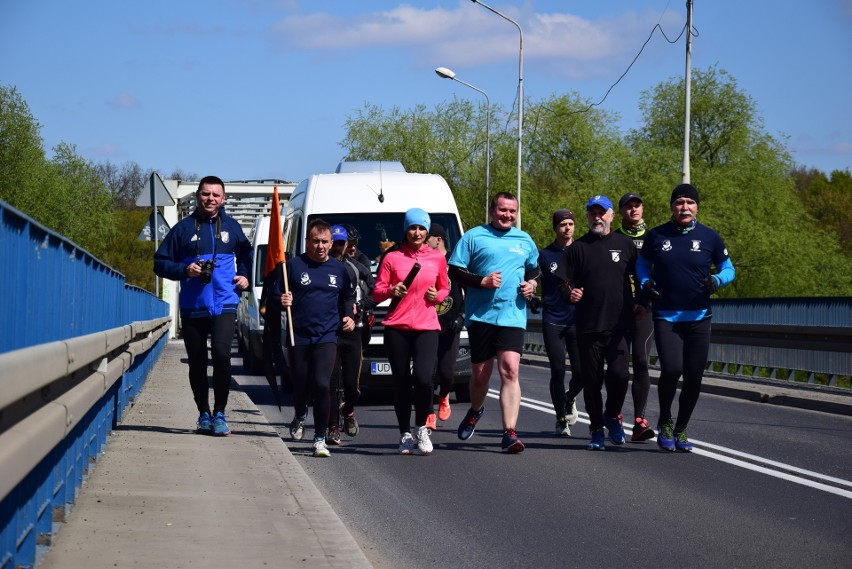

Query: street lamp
<box><xmin>471</xmin><ymin>0</ymin><xmax>523</xmax><ymax>228</ymax></box>
<box><xmin>435</xmin><ymin>66</ymin><xmax>491</xmax><ymax>224</ymax></box>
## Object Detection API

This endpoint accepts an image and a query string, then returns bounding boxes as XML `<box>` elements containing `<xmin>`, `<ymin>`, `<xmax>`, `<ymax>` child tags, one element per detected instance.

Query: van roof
<box><xmin>335</xmin><ymin>160</ymin><xmax>406</xmax><ymax>174</ymax></box>
<box><xmin>303</xmin><ymin>171</ymin><xmax>458</xmax><ymax>214</ymax></box>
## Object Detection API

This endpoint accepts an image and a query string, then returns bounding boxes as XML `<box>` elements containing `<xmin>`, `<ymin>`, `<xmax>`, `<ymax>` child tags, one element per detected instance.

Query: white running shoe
<box><xmin>399</xmin><ymin>432</ymin><xmax>416</xmax><ymax>455</ymax></box>
<box><xmin>554</xmin><ymin>418</ymin><xmax>571</xmax><ymax>437</ymax></box>
<box><xmin>566</xmin><ymin>397</ymin><xmax>579</xmax><ymax>426</ymax></box>
<box><xmin>313</xmin><ymin>438</ymin><xmax>331</xmax><ymax>458</ymax></box>
<box><xmin>415</xmin><ymin>425</ymin><xmax>433</xmax><ymax>455</ymax></box>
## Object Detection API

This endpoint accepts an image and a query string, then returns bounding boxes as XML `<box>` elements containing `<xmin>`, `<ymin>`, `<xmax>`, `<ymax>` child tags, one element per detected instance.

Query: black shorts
<box><xmin>468</xmin><ymin>321</ymin><xmax>525</xmax><ymax>364</ymax></box>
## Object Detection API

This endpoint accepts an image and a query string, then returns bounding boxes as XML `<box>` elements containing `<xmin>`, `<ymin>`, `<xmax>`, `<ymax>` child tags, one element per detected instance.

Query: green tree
<box><xmin>0</xmin><ymin>84</ymin><xmax>117</xmax><ymax>260</ymax></box>
<box><xmin>628</xmin><ymin>67</ymin><xmax>852</xmax><ymax>297</ymax></box>
<box><xmin>341</xmin><ymin>99</ymin><xmax>515</xmax><ymax>231</ymax></box>
<box><xmin>0</xmin><ymin>85</ymin><xmax>49</xmax><ymax>215</ymax></box>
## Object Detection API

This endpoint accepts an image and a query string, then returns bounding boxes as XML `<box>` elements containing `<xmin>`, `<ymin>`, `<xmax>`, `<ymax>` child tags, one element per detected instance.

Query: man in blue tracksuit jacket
<box><xmin>154</xmin><ymin>175</ymin><xmax>252</xmax><ymax>437</ymax></box>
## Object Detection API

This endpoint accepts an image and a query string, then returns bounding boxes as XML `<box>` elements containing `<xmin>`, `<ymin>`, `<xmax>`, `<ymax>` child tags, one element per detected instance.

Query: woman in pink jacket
<box><xmin>374</xmin><ymin>208</ymin><xmax>449</xmax><ymax>455</ymax></box>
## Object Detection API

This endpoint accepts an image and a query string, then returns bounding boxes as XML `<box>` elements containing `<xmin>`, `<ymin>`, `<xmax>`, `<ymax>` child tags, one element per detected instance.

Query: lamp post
<box><xmin>471</xmin><ymin>0</ymin><xmax>523</xmax><ymax>228</ymax></box>
<box><xmin>435</xmin><ymin>66</ymin><xmax>491</xmax><ymax>224</ymax></box>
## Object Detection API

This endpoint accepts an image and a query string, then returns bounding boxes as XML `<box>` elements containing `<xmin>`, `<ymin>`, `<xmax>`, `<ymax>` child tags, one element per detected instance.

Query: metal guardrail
<box><xmin>0</xmin><ymin>317</ymin><xmax>171</xmax><ymax>569</ymax></box>
<box><xmin>524</xmin><ymin>298</ymin><xmax>852</xmax><ymax>389</ymax></box>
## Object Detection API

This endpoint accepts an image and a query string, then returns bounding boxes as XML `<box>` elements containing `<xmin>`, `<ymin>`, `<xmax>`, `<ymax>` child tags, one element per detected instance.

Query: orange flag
<box><xmin>264</xmin><ymin>185</ymin><xmax>285</xmax><ymax>278</ymax></box>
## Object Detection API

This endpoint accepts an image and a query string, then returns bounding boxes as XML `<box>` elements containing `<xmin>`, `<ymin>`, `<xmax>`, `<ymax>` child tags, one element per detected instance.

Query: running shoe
<box><xmin>674</xmin><ymin>429</ymin><xmax>693</xmax><ymax>453</ymax></box>
<box><xmin>565</xmin><ymin>396</ymin><xmax>579</xmax><ymax>426</ymax></box>
<box><xmin>631</xmin><ymin>417</ymin><xmax>656</xmax><ymax>442</ymax></box>
<box><xmin>399</xmin><ymin>432</ymin><xmax>417</xmax><ymax>455</ymax></box>
<box><xmin>457</xmin><ymin>407</ymin><xmax>485</xmax><ymax>440</ymax></box>
<box><xmin>327</xmin><ymin>425</ymin><xmax>342</xmax><ymax>446</ymax></box>
<box><xmin>344</xmin><ymin>411</ymin><xmax>359</xmax><ymax>437</ymax></box>
<box><xmin>603</xmin><ymin>414</ymin><xmax>625</xmax><ymax>445</ymax></box>
<box><xmin>501</xmin><ymin>428</ymin><xmax>525</xmax><ymax>454</ymax></box>
<box><xmin>657</xmin><ymin>419</ymin><xmax>676</xmax><ymax>452</ymax></box>
<box><xmin>196</xmin><ymin>411</ymin><xmax>213</xmax><ymax>434</ymax></box>
<box><xmin>425</xmin><ymin>413</ymin><xmax>437</xmax><ymax>431</ymax></box>
<box><xmin>289</xmin><ymin>415</ymin><xmax>306</xmax><ymax>441</ymax></box>
<box><xmin>212</xmin><ymin>412</ymin><xmax>231</xmax><ymax>436</ymax></box>
<box><xmin>437</xmin><ymin>395</ymin><xmax>452</xmax><ymax>421</ymax></box>
<box><xmin>586</xmin><ymin>428</ymin><xmax>606</xmax><ymax>450</ymax></box>
<box><xmin>554</xmin><ymin>417</ymin><xmax>571</xmax><ymax>437</ymax></box>
<box><xmin>415</xmin><ymin>425</ymin><xmax>433</xmax><ymax>455</ymax></box>
<box><xmin>313</xmin><ymin>438</ymin><xmax>331</xmax><ymax>458</ymax></box>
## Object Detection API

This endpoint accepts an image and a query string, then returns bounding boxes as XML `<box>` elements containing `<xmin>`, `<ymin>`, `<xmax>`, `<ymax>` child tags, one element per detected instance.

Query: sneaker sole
<box><xmin>314</xmin><ymin>451</ymin><xmax>331</xmax><ymax>458</ymax></box>
<box><xmin>213</xmin><ymin>430</ymin><xmax>231</xmax><ymax>437</ymax></box>
<box><xmin>586</xmin><ymin>443</ymin><xmax>605</xmax><ymax>451</ymax></box>
<box><xmin>657</xmin><ymin>440</ymin><xmax>676</xmax><ymax>452</ymax></box>
<box><xmin>502</xmin><ymin>441</ymin><xmax>525</xmax><ymax>454</ymax></box>
<box><xmin>631</xmin><ymin>429</ymin><xmax>656</xmax><ymax>442</ymax></box>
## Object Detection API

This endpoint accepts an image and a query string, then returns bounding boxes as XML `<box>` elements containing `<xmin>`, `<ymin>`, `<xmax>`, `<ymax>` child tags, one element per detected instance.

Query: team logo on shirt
<box><xmin>329</xmin><ymin>274</ymin><xmax>338</xmax><ymax>288</ymax></box>
<box><xmin>662</xmin><ymin>240</ymin><xmax>672</xmax><ymax>252</ymax></box>
<box><xmin>549</xmin><ymin>261</ymin><xmax>558</xmax><ymax>274</ymax></box>
<box><xmin>610</xmin><ymin>250</ymin><xmax>621</xmax><ymax>262</ymax></box>
<box><xmin>300</xmin><ymin>272</ymin><xmax>311</xmax><ymax>286</ymax></box>
<box><xmin>220</xmin><ymin>231</ymin><xmax>230</xmax><ymax>244</ymax></box>
<box><xmin>691</xmin><ymin>240</ymin><xmax>701</xmax><ymax>251</ymax></box>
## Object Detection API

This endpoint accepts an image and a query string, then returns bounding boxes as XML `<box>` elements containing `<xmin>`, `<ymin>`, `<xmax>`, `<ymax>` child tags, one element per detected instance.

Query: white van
<box><xmin>237</xmin><ymin>215</ymin><xmax>273</xmax><ymax>374</ymax></box>
<box><xmin>282</xmin><ymin>161</ymin><xmax>471</xmax><ymax>399</ymax></box>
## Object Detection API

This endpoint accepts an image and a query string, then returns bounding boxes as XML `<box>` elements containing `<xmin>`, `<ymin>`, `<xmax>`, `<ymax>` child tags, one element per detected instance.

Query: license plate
<box><xmin>371</xmin><ymin>361</ymin><xmax>393</xmax><ymax>375</ymax></box>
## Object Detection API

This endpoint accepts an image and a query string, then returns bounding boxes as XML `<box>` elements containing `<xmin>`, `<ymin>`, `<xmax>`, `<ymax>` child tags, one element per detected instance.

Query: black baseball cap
<box><xmin>618</xmin><ymin>193</ymin><xmax>643</xmax><ymax>209</ymax></box>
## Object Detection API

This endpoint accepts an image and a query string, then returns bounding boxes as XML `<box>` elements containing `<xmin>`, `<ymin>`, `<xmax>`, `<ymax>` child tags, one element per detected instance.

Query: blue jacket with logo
<box><xmin>154</xmin><ymin>207</ymin><xmax>252</xmax><ymax>319</ymax></box>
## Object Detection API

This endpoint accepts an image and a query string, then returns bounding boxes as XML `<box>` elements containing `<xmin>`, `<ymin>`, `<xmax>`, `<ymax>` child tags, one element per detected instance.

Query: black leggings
<box><xmin>577</xmin><ymin>329</ymin><xmax>630</xmax><ymax>431</ymax></box>
<box><xmin>182</xmin><ymin>313</ymin><xmax>236</xmax><ymax>415</ymax></box>
<box><xmin>384</xmin><ymin>327</ymin><xmax>439</xmax><ymax>433</ymax></box>
<box><xmin>435</xmin><ymin>328</ymin><xmax>461</xmax><ymax>399</ymax></box>
<box><xmin>542</xmin><ymin>322</ymin><xmax>583</xmax><ymax>417</ymax></box>
<box><xmin>654</xmin><ymin>318</ymin><xmax>712</xmax><ymax>431</ymax></box>
<box><xmin>628</xmin><ymin>314</ymin><xmax>654</xmax><ymax>420</ymax></box>
<box><xmin>287</xmin><ymin>343</ymin><xmax>337</xmax><ymax>439</ymax></box>
<box><xmin>330</xmin><ymin>329</ymin><xmax>363</xmax><ymax>420</ymax></box>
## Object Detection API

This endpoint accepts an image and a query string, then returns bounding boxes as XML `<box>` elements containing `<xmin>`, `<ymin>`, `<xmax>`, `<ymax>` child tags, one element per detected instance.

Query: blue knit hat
<box><xmin>404</xmin><ymin>207</ymin><xmax>430</xmax><ymax>230</ymax></box>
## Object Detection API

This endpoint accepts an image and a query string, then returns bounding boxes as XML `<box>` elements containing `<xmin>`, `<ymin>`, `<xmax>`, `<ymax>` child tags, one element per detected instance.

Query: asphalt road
<box><xmin>236</xmin><ymin>363</ymin><xmax>852</xmax><ymax>569</ymax></box>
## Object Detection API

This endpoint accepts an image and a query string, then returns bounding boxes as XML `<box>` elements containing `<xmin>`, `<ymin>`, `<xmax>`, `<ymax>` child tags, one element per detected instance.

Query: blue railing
<box><xmin>0</xmin><ymin>200</ymin><xmax>169</xmax><ymax>569</ymax></box>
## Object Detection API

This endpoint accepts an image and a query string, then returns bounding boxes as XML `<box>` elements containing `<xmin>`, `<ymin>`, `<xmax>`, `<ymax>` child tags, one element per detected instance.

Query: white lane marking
<box><xmin>487</xmin><ymin>389</ymin><xmax>852</xmax><ymax>500</ymax></box>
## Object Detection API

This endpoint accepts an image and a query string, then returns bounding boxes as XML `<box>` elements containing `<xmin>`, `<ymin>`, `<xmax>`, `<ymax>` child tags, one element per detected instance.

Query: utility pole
<box><xmin>681</xmin><ymin>0</ymin><xmax>694</xmax><ymax>183</ymax></box>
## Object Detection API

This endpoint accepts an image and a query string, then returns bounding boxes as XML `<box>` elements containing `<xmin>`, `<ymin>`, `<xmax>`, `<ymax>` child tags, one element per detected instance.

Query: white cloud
<box><xmin>106</xmin><ymin>93</ymin><xmax>141</xmax><ymax>110</ymax></box>
<box><xmin>270</xmin><ymin>3</ymin><xmax>682</xmax><ymax>80</ymax></box>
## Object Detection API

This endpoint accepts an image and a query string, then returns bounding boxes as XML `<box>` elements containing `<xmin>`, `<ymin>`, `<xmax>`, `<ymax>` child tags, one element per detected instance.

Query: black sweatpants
<box><xmin>654</xmin><ymin>318</ymin><xmax>712</xmax><ymax>431</ymax></box>
<box><xmin>330</xmin><ymin>329</ymin><xmax>363</xmax><ymax>420</ymax></box>
<box><xmin>288</xmin><ymin>343</ymin><xmax>337</xmax><ymax>440</ymax></box>
<box><xmin>542</xmin><ymin>322</ymin><xmax>583</xmax><ymax>418</ymax></box>
<box><xmin>384</xmin><ymin>327</ymin><xmax>439</xmax><ymax>433</ymax></box>
<box><xmin>182</xmin><ymin>313</ymin><xmax>236</xmax><ymax>415</ymax></box>
<box><xmin>577</xmin><ymin>328</ymin><xmax>630</xmax><ymax>431</ymax></box>
<box><xmin>628</xmin><ymin>313</ymin><xmax>655</xmax><ymax>421</ymax></box>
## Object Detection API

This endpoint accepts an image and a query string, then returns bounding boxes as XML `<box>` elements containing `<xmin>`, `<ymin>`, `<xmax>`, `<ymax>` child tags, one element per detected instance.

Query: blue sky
<box><xmin>2</xmin><ymin>1</ymin><xmax>850</xmax><ymax>183</ymax></box>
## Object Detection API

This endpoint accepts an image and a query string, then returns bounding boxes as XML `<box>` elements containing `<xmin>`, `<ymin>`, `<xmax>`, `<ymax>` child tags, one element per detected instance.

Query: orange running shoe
<box><xmin>437</xmin><ymin>395</ymin><xmax>452</xmax><ymax>421</ymax></box>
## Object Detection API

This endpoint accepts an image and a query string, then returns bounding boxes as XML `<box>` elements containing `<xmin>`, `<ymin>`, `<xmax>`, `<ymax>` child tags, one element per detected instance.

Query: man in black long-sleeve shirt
<box><xmin>555</xmin><ymin>195</ymin><xmax>642</xmax><ymax>450</ymax></box>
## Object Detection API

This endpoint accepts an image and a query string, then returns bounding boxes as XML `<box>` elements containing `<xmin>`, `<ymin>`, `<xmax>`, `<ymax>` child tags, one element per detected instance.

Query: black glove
<box><xmin>641</xmin><ymin>279</ymin><xmax>661</xmax><ymax>299</ymax></box>
<box><xmin>704</xmin><ymin>275</ymin><xmax>719</xmax><ymax>293</ymax></box>
<box><xmin>528</xmin><ymin>296</ymin><xmax>543</xmax><ymax>314</ymax></box>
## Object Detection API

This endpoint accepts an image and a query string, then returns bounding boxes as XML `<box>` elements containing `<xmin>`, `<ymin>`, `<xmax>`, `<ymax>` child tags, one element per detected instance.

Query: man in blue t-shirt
<box><xmin>448</xmin><ymin>192</ymin><xmax>540</xmax><ymax>454</ymax></box>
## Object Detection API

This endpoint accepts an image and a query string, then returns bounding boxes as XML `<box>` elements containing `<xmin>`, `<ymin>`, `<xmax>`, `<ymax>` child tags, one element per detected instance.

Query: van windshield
<box><xmin>308</xmin><ymin>213</ymin><xmax>463</xmax><ymax>272</ymax></box>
